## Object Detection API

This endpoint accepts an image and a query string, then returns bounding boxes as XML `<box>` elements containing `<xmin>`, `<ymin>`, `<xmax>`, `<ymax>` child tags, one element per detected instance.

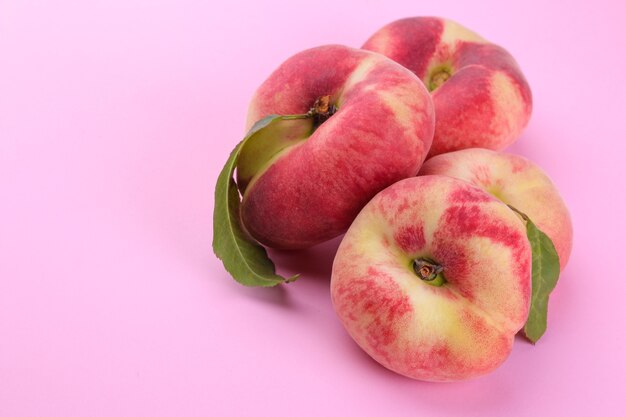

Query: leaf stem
<box><xmin>280</xmin><ymin>114</ymin><xmax>312</xmax><ymax>120</ymax></box>
<box><xmin>507</xmin><ymin>204</ymin><xmax>530</xmax><ymax>222</ymax></box>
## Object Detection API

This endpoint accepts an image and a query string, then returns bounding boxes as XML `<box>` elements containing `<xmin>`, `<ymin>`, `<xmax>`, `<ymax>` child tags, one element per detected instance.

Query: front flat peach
<box><xmin>331</xmin><ymin>176</ymin><xmax>531</xmax><ymax>381</ymax></box>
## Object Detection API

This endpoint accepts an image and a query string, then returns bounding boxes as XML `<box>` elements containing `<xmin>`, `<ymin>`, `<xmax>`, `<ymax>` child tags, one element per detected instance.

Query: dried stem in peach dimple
<box><xmin>308</xmin><ymin>95</ymin><xmax>337</xmax><ymax>127</ymax></box>
<box><xmin>412</xmin><ymin>258</ymin><xmax>446</xmax><ymax>287</ymax></box>
<box><xmin>428</xmin><ymin>65</ymin><xmax>453</xmax><ymax>92</ymax></box>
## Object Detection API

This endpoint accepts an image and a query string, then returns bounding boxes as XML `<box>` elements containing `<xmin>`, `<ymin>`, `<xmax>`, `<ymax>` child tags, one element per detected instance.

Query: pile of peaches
<box><xmin>213</xmin><ymin>17</ymin><xmax>572</xmax><ymax>381</ymax></box>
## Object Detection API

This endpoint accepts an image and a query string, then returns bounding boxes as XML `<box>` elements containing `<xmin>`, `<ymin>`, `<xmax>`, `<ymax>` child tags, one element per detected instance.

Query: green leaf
<box><xmin>519</xmin><ymin>214</ymin><xmax>561</xmax><ymax>343</ymax></box>
<box><xmin>237</xmin><ymin>115</ymin><xmax>312</xmax><ymax>193</ymax></box>
<box><xmin>212</xmin><ymin>115</ymin><xmax>305</xmax><ymax>287</ymax></box>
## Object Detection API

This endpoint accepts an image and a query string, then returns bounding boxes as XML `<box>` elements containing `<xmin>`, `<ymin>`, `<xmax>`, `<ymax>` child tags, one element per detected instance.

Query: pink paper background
<box><xmin>1</xmin><ymin>0</ymin><xmax>625</xmax><ymax>416</ymax></box>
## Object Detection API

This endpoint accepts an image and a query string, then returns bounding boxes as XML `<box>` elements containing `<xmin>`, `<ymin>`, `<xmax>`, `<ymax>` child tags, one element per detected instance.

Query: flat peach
<box><xmin>240</xmin><ymin>45</ymin><xmax>434</xmax><ymax>249</ymax></box>
<box><xmin>331</xmin><ymin>176</ymin><xmax>531</xmax><ymax>381</ymax></box>
<box><xmin>420</xmin><ymin>148</ymin><xmax>573</xmax><ymax>270</ymax></box>
<box><xmin>363</xmin><ymin>17</ymin><xmax>532</xmax><ymax>157</ymax></box>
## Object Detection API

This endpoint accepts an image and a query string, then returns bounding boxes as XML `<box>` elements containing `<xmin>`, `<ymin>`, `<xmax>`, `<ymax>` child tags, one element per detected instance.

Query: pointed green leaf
<box><xmin>237</xmin><ymin>116</ymin><xmax>312</xmax><ymax>193</ymax></box>
<box><xmin>212</xmin><ymin>115</ymin><xmax>307</xmax><ymax>287</ymax></box>
<box><xmin>523</xmin><ymin>217</ymin><xmax>561</xmax><ymax>343</ymax></box>
<box><xmin>507</xmin><ymin>205</ymin><xmax>562</xmax><ymax>343</ymax></box>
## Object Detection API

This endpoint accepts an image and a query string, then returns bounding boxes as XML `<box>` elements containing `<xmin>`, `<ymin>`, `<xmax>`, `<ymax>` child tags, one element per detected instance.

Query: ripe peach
<box><xmin>363</xmin><ymin>17</ymin><xmax>532</xmax><ymax>157</ymax></box>
<box><xmin>420</xmin><ymin>148</ymin><xmax>573</xmax><ymax>270</ymax></box>
<box><xmin>331</xmin><ymin>175</ymin><xmax>531</xmax><ymax>381</ymax></box>
<box><xmin>240</xmin><ymin>45</ymin><xmax>434</xmax><ymax>249</ymax></box>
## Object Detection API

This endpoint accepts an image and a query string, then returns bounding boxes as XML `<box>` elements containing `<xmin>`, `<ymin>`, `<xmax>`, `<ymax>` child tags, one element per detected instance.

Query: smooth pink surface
<box><xmin>1</xmin><ymin>1</ymin><xmax>625</xmax><ymax>416</ymax></box>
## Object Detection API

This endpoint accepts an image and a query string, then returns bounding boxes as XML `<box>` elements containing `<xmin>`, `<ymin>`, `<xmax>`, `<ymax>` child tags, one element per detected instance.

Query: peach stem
<box><xmin>413</xmin><ymin>258</ymin><xmax>445</xmax><ymax>286</ymax></box>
